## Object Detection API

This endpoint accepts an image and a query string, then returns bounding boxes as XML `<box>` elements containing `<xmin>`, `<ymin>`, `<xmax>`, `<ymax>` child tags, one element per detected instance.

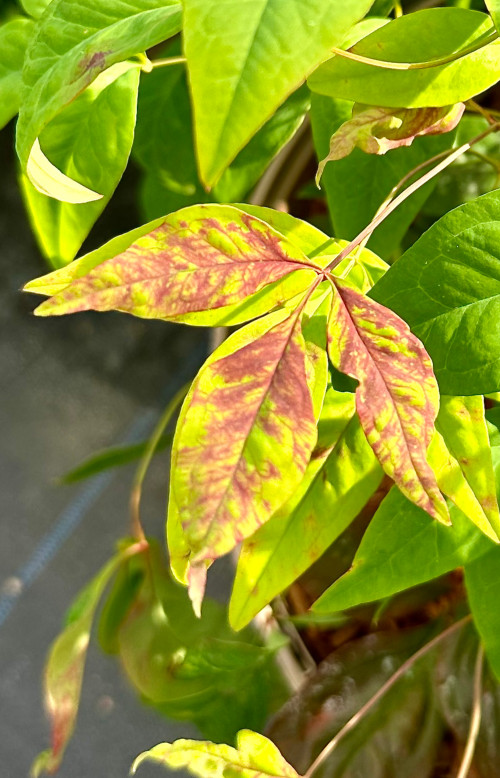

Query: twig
<box><xmin>455</xmin><ymin>643</ymin><xmax>484</xmax><ymax>778</ymax></box>
<box><xmin>302</xmin><ymin>615</ymin><xmax>471</xmax><ymax>778</ymax></box>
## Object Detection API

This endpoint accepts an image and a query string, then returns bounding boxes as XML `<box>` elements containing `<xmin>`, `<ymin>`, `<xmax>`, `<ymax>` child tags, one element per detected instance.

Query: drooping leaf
<box><xmin>230</xmin><ymin>389</ymin><xmax>382</xmax><ymax>630</ymax></box>
<box><xmin>20</xmin><ymin>62</ymin><xmax>140</xmax><ymax>268</ymax></box>
<box><xmin>371</xmin><ymin>189</ymin><xmax>500</xmax><ymax>395</ymax></box>
<box><xmin>268</xmin><ymin>626</ymin><xmax>442</xmax><ymax>778</ymax></box>
<box><xmin>327</xmin><ymin>279</ymin><xmax>448</xmax><ymax>522</ymax></box>
<box><xmin>465</xmin><ymin>544</ymin><xmax>500</xmax><ymax>680</ymax></box>
<box><xmin>308</xmin><ymin>8</ymin><xmax>500</xmax><ymax>108</ymax></box>
<box><xmin>168</xmin><ymin>305</ymin><xmax>320</xmax><ymax>587</ymax></box>
<box><xmin>313</xmin><ymin>445</ymin><xmax>500</xmax><ymax>614</ymax></box>
<box><xmin>183</xmin><ymin>0</ymin><xmax>375</xmax><ymax>187</ymax></box>
<box><xmin>31</xmin><ymin>541</ymin><xmax>145</xmax><ymax>776</ymax></box>
<box><xmin>436</xmin><ymin>395</ymin><xmax>500</xmax><ymax>540</ymax></box>
<box><xmin>0</xmin><ymin>17</ymin><xmax>34</xmax><ymax>130</ymax></box>
<box><xmin>310</xmin><ymin>94</ymin><xmax>456</xmax><ymax>259</ymax></box>
<box><xmin>27</xmin><ymin>205</ymin><xmax>319</xmax><ymax>326</ymax></box>
<box><xmin>132</xmin><ymin>730</ymin><xmax>299</xmax><ymax>778</ymax></box>
<box><xmin>59</xmin><ymin>433</ymin><xmax>173</xmax><ymax>485</ymax></box>
<box><xmin>16</xmin><ymin>0</ymin><xmax>182</xmax><ymax>200</ymax></box>
<box><xmin>316</xmin><ymin>102</ymin><xmax>464</xmax><ymax>182</ymax></box>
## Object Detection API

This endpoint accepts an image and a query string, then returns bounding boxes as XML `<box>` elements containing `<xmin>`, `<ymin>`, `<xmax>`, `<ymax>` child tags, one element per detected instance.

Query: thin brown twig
<box><xmin>455</xmin><ymin>643</ymin><xmax>484</xmax><ymax>778</ymax></box>
<box><xmin>302</xmin><ymin>615</ymin><xmax>472</xmax><ymax>778</ymax></box>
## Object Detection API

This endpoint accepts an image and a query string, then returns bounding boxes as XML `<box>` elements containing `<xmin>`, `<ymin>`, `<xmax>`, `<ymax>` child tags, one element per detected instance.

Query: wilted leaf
<box><xmin>16</xmin><ymin>0</ymin><xmax>182</xmax><ymax>199</ymax></box>
<box><xmin>308</xmin><ymin>8</ymin><xmax>500</xmax><ymax>108</ymax></box>
<box><xmin>327</xmin><ymin>279</ymin><xmax>448</xmax><ymax>522</ymax></box>
<box><xmin>168</xmin><ymin>305</ymin><xmax>320</xmax><ymax>585</ymax></box>
<box><xmin>27</xmin><ymin>205</ymin><xmax>318</xmax><ymax>325</ymax></box>
<box><xmin>132</xmin><ymin>730</ymin><xmax>299</xmax><ymax>778</ymax></box>
<box><xmin>183</xmin><ymin>0</ymin><xmax>374</xmax><ymax>187</ymax></box>
<box><xmin>0</xmin><ymin>16</ymin><xmax>34</xmax><ymax>129</ymax></box>
<box><xmin>316</xmin><ymin>102</ymin><xmax>464</xmax><ymax>182</ymax></box>
<box><xmin>230</xmin><ymin>390</ymin><xmax>382</xmax><ymax>630</ymax></box>
<box><xmin>31</xmin><ymin>541</ymin><xmax>146</xmax><ymax>776</ymax></box>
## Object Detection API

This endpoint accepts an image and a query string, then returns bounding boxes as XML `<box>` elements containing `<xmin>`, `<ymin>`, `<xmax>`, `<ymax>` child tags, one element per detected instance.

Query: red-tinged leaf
<box><xmin>327</xmin><ymin>280</ymin><xmax>449</xmax><ymax>522</ymax></box>
<box><xmin>317</xmin><ymin>102</ymin><xmax>464</xmax><ymax>183</ymax></box>
<box><xmin>168</xmin><ymin>307</ymin><xmax>319</xmax><ymax>577</ymax></box>
<box><xmin>28</xmin><ymin>205</ymin><xmax>319</xmax><ymax>326</ymax></box>
<box><xmin>31</xmin><ymin>541</ymin><xmax>146</xmax><ymax>777</ymax></box>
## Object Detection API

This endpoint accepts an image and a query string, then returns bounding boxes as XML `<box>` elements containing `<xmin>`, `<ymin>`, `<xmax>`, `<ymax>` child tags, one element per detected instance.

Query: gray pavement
<box><xmin>0</xmin><ymin>126</ymin><xmax>218</xmax><ymax>776</ymax></box>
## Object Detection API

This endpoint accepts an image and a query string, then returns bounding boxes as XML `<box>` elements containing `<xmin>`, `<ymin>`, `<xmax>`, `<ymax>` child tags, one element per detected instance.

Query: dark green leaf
<box><xmin>465</xmin><ymin>545</ymin><xmax>500</xmax><ymax>679</ymax></box>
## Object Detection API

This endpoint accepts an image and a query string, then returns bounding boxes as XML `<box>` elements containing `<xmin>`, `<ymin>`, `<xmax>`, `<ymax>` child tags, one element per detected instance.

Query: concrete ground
<box><xmin>0</xmin><ymin>126</ymin><xmax>225</xmax><ymax>777</ymax></box>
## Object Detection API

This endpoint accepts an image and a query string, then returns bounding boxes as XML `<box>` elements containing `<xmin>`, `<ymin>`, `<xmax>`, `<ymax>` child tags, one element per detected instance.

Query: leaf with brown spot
<box><xmin>27</xmin><ymin>205</ymin><xmax>319</xmax><ymax>326</ymax></box>
<box><xmin>327</xmin><ymin>279</ymin><xmax>448</xmax><ymax>522</ymax></box>
<box><xmin>168</xmin><ymin>305</ymin><xmax>320</xmax><ymax>591</ymax></box>
<box><xmin>316</xmin><ymin>102</ymin><xmax>464</xmax><ymax>183</ymax></box>
<box><xmin>31</xmin><ymin>541</ymin><xmax>146</xmax><ymax>776</ymax></box>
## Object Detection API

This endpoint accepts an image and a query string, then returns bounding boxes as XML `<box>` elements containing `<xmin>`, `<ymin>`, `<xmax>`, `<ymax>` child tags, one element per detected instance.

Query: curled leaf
<box><xmin>317</xmin><ymin>102</ymin><xmax>464</xmax><ymax>183</ymax></box>
<box><xmin>26</xmin><ymin>138</ymin><xmax>103</xmax><ymax>203</ymax></box>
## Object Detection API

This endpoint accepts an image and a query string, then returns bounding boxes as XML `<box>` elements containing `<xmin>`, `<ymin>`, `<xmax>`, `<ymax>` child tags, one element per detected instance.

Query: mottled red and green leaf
<box><xmin>327</xmin><ymin>280</ymin><xmax>448</xmax><ymax>522</ymax></box>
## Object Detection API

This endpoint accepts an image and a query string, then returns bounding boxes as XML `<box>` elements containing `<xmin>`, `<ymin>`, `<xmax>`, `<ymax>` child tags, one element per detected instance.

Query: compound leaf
<box><xmin>328</xmin><ymin>280</ymin><xmax>448</xmax><ymax>522</ymax></box>
<box><xmin>308</xmin><ymin>8</ymin><xmax>500</xmax><ymax>108</ymax></box>
<box><xmin>183</xmin><ymin>0</ymin><xmax>375</xmax><ymax>187</ymax></box>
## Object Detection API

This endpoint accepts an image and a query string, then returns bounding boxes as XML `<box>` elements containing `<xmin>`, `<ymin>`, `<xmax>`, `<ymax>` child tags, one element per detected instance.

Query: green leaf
<box><xmin>183</xmin><ymin>0</ymin><xmax>375</xmax><ymax>187</ymax></box>
<box><xmin>229</xmin><ymin>389</ymin><xmax>382</xmax><ymax>630</ymax></box>
<box><xmin>28</xmin><ymin>205</ymin><xmax>320</xmax><ymax>325</ymax></box>
<box><xmin>310</xmin><ymin>93</ymin><xmax>458</xmax><ymax>258</ymax></box>
<box><xmin>486</xmin><ymin>0</ymin><xmax>500</xmax><ymax>33</ymax></box>
<box><xmin>168</xmin><ymin>306</ymin><xmax>320</xmax><ymax>603</ymax></box>
<box><xmin>313</xmin><ymin>447</ymin><xmax>500</xmax><ymax>613</ymax></box>
<box><xmin>465</xmin><ymin>546</ymin><xmax>500</xmax><ymax>680</ymax></box>
<box><xmin>436</xmin><ymin>395</ymin><xmax>500</xmax><ymax>540</ymax></box>
<box><xmin>19</xmin><ymin>0</ymin><xmax>51</xmax><ymax>18</ymax></box>
<box><xmin>308</xmin><ymin>8</ymin><xmax>500</xmax><ymax>108</ymax></box>
<box><xmin>16</xmin><ymin>0</ymin><xmax>182</xmax><ymax>200</ymax></box>
<box><xmin>20</xmin><ymin>62</ymin><xmax>140</xmax><ymax>268</ymax></box>
<box><xmin>132</xmin><ymin>730</ymin><xmax>299</xmax><ymax>778</ymax></box>
<box><xmin>0</xmin><ymin>17</ymin><xmax>34</xmax><ymax>130</ymax></box>
<box><xmin>31</xmin><ymin>541</ymin><xmax>145</xmax><ymax>776</ymax></box>
<box><xmin>328</xmin><ymin>279</ymin><xmax>448</xmax><ymax>522</ymax></box>
<box><xmin>371</xmin><ymin>189</ymin><xmax>500</xmax><ymax>395</ymax></box>
<box><xmin>59</xmin><ymin>433</ymin><xmax>172</xmax><ymax>485</ymax></box>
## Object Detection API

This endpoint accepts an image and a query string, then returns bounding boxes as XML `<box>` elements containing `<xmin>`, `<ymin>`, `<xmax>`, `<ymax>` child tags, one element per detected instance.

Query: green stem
<box><xmin>302</xmin><ymin>616</ymin><xmax>472</xmax><ymax>778</ymax></box>
<box><xmin>326</xmin><ymin>120</ymin><xmax>500</xmax><ymax>271</ymax></box>
<box><xmin>130</xmin><ymin>383</ymin><xmax>190</xmax><ymax>540</ymax></box>
<box><xmin>140</xmin><ymin>55</ymin><xmax>187</xmax><ymax>72</ymax></box>
<box><xmin>331</xmin><ymin>28</ymin><xmax>498</xmax><ymax>71</ymax></box>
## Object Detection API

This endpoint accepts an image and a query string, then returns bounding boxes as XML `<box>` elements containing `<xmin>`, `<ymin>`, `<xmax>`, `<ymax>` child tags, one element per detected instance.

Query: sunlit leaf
<box><xmin>371</xmin><ymin>189</ymin><xmax>500</xmax><ymax>395</ymax></box>
<box><xmin>308</xmin><ymin>8</ymin><xmax>500</xmax><ymax>108</ymax></box>
<box><xmin>183</xmin><ymin>0</ymin><xmax>375</xmax><ymax>187</ymax></box>
<box><xmin>27</xmin><ymin>205</ymin><xmax>318</xmax><ymax>325</ymax></box>
<box><xmin>168</xmin><ymin>306</ymin><xmax>320</xmax><ymax>591</ymax></box>
<box><xmin>0</xmin><ymin>16</ymin><xmax>34</xmax><ymax>130</ymax></box>
<box><xmin>19</xmin><ymin>0</ymin><xmax>52</xmax><ymax>17</ymax></box>
<box><xmin>31</xmin><ymin>541</ymin><xmax>146</xmax><ymax>776</ymax></box>
<box><xmin>328</xmin><ymin>279</ymin><xmax>448</xmax><ymax>522</ymax></box>
<box><xmin>132</xmin><ymin>730</ymin><xmax>299</xmax><ymax>778</ymax></box>
<box><xmin>16</xmin><ymin>0</ymin><xmax>182</xmax><ymax>199</ymax></box>
<box><xmin>21</xmin><ymin>62</ymin><xmax>140</xmax><ymax>268</ymax></box>
<box><xmin>230</xmin><ymin>389</ymin><xmax>382</xmax><ymax>630</ymax></box>
<box><xmin>316</xmin><ymin>102</ymin><xmax>464</xmax><ymax>182</ymax></box>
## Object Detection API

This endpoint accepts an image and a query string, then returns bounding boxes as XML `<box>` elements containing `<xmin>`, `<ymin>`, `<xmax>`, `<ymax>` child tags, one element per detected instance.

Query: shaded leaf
<box><xmin>183</xmin><ymin>0</ymin><xmax>374</xmax><ymax>187</ymax></box>
<box><xmin>0</xmin><ymin>16</ymin><xmax>34</xmax><ymax>129</ymax></box>
<box><xmin>310</xmin><ymin>94</ymin><xmax>456</xmax><ymax>259</ymax></box>
<box><xmin>308</xmin><ymin>8</ymin><xmax>500</xmax><ymax>108</ymax></box>
<box><xmin>133</xmin><ymin>730</ymin><xmax>299</xmax><ymax>778</ymax></box>
<box><xmin>230</xmin><ymin>390</ymin><xmax>382</xmax><ymax>630</ymax></box>
<box><xmin>31</xmin><ymin>541</ymin><xmax>146</xmax><ymax>776</ymax></box>
<box><xmin>371</xmin><ymin>189</ymin><xmax>500</xmax><ymax>395</ymax></box>
<box><xmin>168</xmin><ymin>306</ymin><xmax>320</xmax><ymax>587</ymax></box>
<box><xmin>16</xmin><ymin>0</ymin><xmax>182</xmax><ymax>199</ymax></box>
<box><xmin>436</xmin><ymin>395</ymin><xmax>500</xmax><ymax>541</ymax></box>
<box><xmin>465</xmin><ymin>543</ymin><xmax>500</xmax><ymax>680</ymax></box>
<box><xmin>316</xmin><ymin>102</ymin><xmax>464</xmax><ymax>182</ymax></box>
<box><xmin>21</xmin><ymin>62</ymin><xmax>140</xmax><ymax>268</ymax></box>
<box><xmin>313</xmin><ymin>446</ymin><xmax>500</xmax><ymax>613</ymax></box>
<box><xmin>268</xmin><ymin>625</ymin><xmax>442</xmax><ymax>778</ymax></box>
<box><xmin>27</xmin><ymin>205</ymin><xmax>318</xmax><ymax>326</ymax></box>
<box><xmin>327</xmin><ymin>279</ymin><xmax>448</xmax><ymax>522</ymax></box>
